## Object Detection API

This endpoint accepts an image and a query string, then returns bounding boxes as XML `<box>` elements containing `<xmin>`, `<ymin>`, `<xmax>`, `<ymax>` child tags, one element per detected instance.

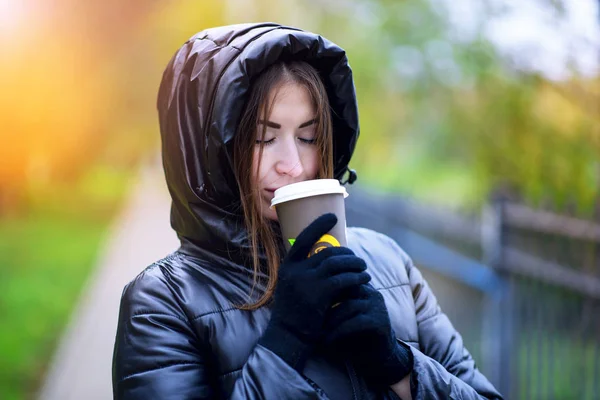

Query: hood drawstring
<box><xmin>341</xmin><ymin>167</ymin><xmax>358</xmax><ymax>185</ymax></box>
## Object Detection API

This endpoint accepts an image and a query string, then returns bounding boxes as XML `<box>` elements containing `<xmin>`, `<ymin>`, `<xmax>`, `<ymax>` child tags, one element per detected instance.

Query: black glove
<box><xmin>322</xmin><ymin>284</ymin><xmax>413</xmax><ymax>387</ymax></box>
<box><xmin>259</xmin><ymin>213</ymin><xmax>371</xmax><ymax>371</ymax></box>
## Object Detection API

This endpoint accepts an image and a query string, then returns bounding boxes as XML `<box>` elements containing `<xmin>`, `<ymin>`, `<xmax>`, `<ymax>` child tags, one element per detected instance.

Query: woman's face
<box><xmin>252</xmin><ymin>82</ymin><xmax>319</xmax><ymax>221</ymax></box>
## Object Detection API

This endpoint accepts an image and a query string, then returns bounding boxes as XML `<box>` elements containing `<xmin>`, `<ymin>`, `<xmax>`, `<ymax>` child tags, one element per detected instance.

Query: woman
<box><xmin>112</xmin><ymin>23</ymin><xmax>503</xmax><ymax>399</ymax></box>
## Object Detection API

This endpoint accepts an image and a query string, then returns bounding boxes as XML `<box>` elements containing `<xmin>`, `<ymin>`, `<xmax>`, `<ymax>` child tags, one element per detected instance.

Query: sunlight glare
<box><xmin>0</xmin><ymin>0</ymin><xmax>28</xmax><ymax>35</ymax></box>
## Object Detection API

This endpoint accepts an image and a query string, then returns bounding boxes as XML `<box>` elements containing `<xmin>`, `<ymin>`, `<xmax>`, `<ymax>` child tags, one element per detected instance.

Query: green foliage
<box><xmin>518</xmin><ymin>333</ymin><xmax>598</xmax><ymax>400</ymax></box>
<box><xmin>0</xmin><ymin>165</ymin><xmax>131</xmax><ymax>399</ymax></box>
<box><xmin>299</xmin><ymin>0</ymin><xmax>599</xmax><ymax>214</ymax></box>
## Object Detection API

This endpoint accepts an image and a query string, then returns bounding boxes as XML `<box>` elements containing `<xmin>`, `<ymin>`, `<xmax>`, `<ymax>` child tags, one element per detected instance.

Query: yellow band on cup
<box><xmin>308</xmin><ymin>234</ymin><xmax>341</xmax><ymax>257</ymax></box>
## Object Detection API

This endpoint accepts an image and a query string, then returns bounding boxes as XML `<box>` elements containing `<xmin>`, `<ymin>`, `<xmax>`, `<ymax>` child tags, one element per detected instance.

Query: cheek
<box><xmin>252</xmin><ymin>148</ymin><xmax>269</xmax><ymax>184</ymax></box>
<box><xmin>305</xmin><ymin>147</ymin><xmax>320</xmax><ymax>177</ymax></box>
<box><xmin>251</xmin><ymin>150</ymin><xmax>260</xmax><ymax>184</ymax></box>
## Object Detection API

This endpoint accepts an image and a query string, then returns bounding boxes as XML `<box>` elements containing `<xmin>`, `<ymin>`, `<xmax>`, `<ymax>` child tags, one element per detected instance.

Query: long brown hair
<box><xmin>233</xmin><ymin>61</ymin><xmax>334</xmax><ymax>310</ymax></box>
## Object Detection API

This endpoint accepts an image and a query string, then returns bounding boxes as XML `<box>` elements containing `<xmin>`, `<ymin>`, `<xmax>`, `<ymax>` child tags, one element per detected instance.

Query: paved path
<box><xmin>37</xmin><ymin>162</ymin><xmax>179</xmax><ymax>400</ymax></box>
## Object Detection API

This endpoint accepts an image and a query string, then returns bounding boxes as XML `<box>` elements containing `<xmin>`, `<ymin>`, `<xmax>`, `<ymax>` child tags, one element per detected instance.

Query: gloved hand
<box><xmin>322</xmin><ymin>284</ymin><xmax>413</xmax><ymax>387</ymax></box>
<box><xmin>259</xmin><ymin>213</ymin><xmax>371</xmax><ymax>371</ymax></box>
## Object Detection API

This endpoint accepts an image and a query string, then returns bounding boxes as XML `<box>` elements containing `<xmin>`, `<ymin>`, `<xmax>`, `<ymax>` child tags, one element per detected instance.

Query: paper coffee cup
<box><xmin>270</xmin><ymin>179</ymin><xmax>348</xmax><ymax>255</ymax></box>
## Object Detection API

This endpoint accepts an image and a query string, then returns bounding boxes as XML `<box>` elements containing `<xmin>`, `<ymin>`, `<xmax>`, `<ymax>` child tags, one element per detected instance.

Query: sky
<box><xmin>1</xmin><ymin>0</ymin><xmax>598</xmax><ymax>81</ymax></box>
<box><xmin>442</xmin><ymin>0</ymin><xmax>600</xmax><ymax>81</ymax></box>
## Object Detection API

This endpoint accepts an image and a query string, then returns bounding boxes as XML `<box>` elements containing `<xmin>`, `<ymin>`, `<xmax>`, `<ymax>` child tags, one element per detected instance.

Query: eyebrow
<box><xmin>259</xmin><ymin>118</ymin><xmax>317</xmax><ymax>129</ymax></box>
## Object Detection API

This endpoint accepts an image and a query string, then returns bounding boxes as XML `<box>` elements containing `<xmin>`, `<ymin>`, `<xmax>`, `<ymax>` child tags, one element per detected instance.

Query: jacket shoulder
<box><xmin>119</xmin><ymin>252</ymin><xmax>255</xmax><ymax>324</ymax></box>
<box><xmin>346</xmin><ymin>227</ymin><xmax>412</xmax><ymax>288</ymax></box>
<box><xmin>118</xmin><ymin>253</ymin><xmax>188</xmax><ymax>320</ymax></box>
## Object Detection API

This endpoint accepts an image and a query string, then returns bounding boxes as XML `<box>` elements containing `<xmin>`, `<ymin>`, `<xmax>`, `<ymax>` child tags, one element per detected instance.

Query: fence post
<box><xmin>481</xmin><ymin>196</ymin><xmax>514</xmax><ymax>397</ymax></box>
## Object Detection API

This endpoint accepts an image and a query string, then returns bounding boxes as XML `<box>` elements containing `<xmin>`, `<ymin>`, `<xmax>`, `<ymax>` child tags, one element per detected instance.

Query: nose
<box><xmin>275</xmin><ymin>140</ymin><xmax>304</xmax><ymax>178</ymax></box>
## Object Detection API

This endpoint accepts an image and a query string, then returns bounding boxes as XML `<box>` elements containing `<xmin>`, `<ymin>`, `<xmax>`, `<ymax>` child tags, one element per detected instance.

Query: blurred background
<box><xmin>0</xmin><ymin>0</ymin><xmax>599</xmax><ymax>399</ymax></box>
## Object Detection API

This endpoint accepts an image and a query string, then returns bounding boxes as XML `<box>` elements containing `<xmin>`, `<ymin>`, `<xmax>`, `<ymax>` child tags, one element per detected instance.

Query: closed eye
<box><xmin>256</xmin><ymin>138</ymin><xmax>315</xmax><ymax>146</ymax></box>
<box><xmin>299</xmin><ymin>137</ymin><xmax>317</xmax><ymax>145</ymax></box>
<box><xmin>255</xmin><ymin>138</ymin><xmax>275</xmax><ymax>146</ymax></box>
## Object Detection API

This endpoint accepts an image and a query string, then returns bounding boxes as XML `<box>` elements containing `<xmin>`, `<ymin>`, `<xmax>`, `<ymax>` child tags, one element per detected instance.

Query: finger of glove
<box><xmin>303</xmin><ymin>246</ymin><xmax>355</xmax><ymax>268</ymax></box>
<box><xmin>280</xmin><ymin>247</ymin><xmax>355</xmax><ymax>276</ymax></box>
<box><xmin>320</xmin><ymin>281</ymin><xmax>379</xmax><ymax>308</ymax></box>
<box><xmin>329</xmin><ymin>283</ymin><xmax>372</xmax><ymax>305</ymax></box>
<box><xmin>323</xmin><ymin>271</ymin><xmax>371</xmax><ymax>302</ymax></box>
<box><xmin>287</xmin><ymin>213</ymin><xmax>338</xmax><ymax>262</ymax></box>
<box><xmin>316</xmin><ymin>255</ymin><xmax>367</xmax><ymax>277</ymax></box>
<box><xmin>325</xmin><ymin>297</ymin><xmax>371</xmax><ymax>330</ymax></box>
<box><xmin>326</xmin><ymin>285</ymin><xmax>388</xmax><ymax>329</ymax></box>
<box><xmin>344</xmin><ymin>282</ymin><xmax>384</xmax><ymax>302</ymax></box>
<box><xmin>363</xmin><ymin>284</ymin><xmax>386</xmax><ymax>305</ymax></box>
<box><xmin>323</xmin><ymin>312</ymin><xmax>373</xmax><ymax>346</ymax></box>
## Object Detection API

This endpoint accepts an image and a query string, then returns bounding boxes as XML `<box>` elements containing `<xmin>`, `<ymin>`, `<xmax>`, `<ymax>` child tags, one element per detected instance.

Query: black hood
<box><xmin>157</xmin><ymin>22</ymin><xmax>359</xmax><ymax>266</ymax></box>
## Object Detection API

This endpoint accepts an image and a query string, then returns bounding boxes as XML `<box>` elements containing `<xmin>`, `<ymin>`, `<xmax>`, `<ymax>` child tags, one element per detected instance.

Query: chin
<box><xmin>262</xmin><ymin>205</ymin><xmax>278</xmax><ymax>221</ymax></box>
<box><xmin>262</xmin><ymin>199</ymin><xmax>278</xmax><ymax>221</ymax></box>
<box><xmin>266</xmin><ymin>211</ymin><xmax>278</xmax><ymax>221</ymax></box>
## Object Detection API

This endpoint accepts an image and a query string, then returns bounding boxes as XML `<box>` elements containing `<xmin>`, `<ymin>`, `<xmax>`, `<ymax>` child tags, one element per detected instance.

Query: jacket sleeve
<box><xmin>112</xmin><ymin>268</ymin><xmax>323</xmax><ymax>400</ymax></box>
<box><xmin>404</xmin><ymin>258</ymin><xmax>504</xmax><ymax>400</ymax></box>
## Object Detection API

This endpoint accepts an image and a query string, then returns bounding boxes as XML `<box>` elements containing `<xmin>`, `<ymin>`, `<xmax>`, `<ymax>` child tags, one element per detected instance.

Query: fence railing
<box><xmin>504</xmin><ymin>203</ymin><xmax>600</xmax><ymax>242</ymax></box>
<box><xmin>345</xmin><ymin>185</ymin><xmax>600</xmax><ymax>400</ymax></box>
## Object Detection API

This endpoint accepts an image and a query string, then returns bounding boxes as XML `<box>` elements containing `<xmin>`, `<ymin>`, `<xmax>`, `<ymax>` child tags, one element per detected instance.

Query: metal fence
<box><xmin>345</xmin><ymin>186</ymin><xmax>600</xmax><ymax>400</ymax></box>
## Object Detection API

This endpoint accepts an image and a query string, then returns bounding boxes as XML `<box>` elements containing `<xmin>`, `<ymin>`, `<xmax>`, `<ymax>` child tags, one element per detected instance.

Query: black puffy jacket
<box><xmin>112</xmin><ymin>23</ymin><xmax>503</xmax><ymax>399</ymax></box>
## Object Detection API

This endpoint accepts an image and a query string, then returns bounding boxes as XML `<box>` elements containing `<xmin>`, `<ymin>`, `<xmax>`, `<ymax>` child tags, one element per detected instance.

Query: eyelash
<box><xmin>255</xmin><ymin>138</ymin><xmax>317</xmax><ymax>146</ymax></box>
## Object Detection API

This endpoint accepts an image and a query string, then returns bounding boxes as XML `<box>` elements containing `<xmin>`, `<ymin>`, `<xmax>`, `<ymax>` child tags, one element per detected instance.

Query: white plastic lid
<box><xmin>270</xmin><ymin>179</ymin><xmax>349</xmax><ymax>208</ymax></box>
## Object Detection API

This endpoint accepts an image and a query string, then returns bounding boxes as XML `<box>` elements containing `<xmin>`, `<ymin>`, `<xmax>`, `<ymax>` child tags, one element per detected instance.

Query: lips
<box><xmin>264</xmin><ymin>189</ymin><xmax>276</xmax><ymax>202</ymax></box>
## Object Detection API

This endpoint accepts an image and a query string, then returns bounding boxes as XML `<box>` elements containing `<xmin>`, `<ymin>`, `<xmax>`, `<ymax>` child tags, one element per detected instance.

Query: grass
<box><xmin>0</xmin><ymin>164</ymin><xmax>131</xmax><ymax>400</ymax></box>
<box><xmin>517</xmin><ymin>331</ymin><xmax>599</xmax><ymax>400</ymax></box>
